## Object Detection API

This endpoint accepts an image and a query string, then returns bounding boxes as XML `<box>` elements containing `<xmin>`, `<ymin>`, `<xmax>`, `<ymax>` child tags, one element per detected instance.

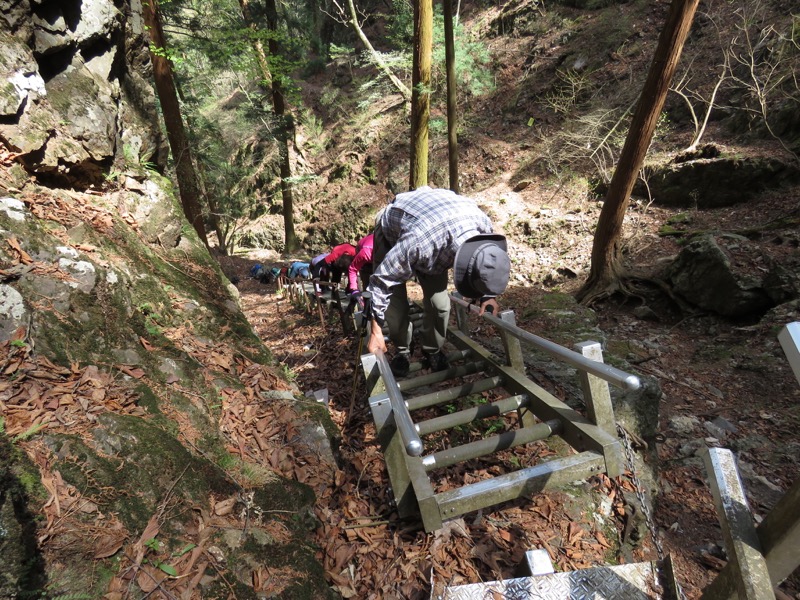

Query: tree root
<box><xmin>577</xmin><ymin>269</ymin><xmax>701</xmax><ymax>317</ymax></box>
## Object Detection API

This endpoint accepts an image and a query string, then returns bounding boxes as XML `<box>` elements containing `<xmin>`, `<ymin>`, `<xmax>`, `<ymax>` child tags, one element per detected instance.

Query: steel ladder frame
<box><xmin>359</xmin><ymin>293</ymin><xmax>642</xmax><ymax>532</ymax></box>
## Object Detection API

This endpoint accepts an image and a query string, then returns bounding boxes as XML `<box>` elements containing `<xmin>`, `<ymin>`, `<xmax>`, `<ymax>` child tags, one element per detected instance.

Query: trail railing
<box><xmin>359</xmin><ymin>292</ymin><xmax>640</xmax><ymax>533</ymax></box>
<box><xmin>357</xmin><ymin>286</ymin><xmax>800</xmax><ymax>598</ymax></box>
<box><xmin>697</xmin><ymin>320</ymin><xmax>800</xmax><ymax>600</ymax></box>
<box><xmin>436</xmin><ymin>321</ymin><xmax>800</xmax><ymax>599</ymax></box>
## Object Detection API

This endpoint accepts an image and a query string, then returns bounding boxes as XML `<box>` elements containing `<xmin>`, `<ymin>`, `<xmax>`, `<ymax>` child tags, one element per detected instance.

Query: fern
<box><xmin>13</xmin><ymin>422</ymin><xmax>46</xmax><ymax>442</ymax></box>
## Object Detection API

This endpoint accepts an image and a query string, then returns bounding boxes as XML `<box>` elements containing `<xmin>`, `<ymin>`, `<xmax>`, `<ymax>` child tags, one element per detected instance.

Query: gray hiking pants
<box><xmin>373</xmin><ymin>224</ymin><xmax>450</xmax><ymax>356</ymax></box>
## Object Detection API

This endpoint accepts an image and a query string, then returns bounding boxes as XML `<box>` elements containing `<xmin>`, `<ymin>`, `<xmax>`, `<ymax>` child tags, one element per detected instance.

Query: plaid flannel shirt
<box><xmin>368</xmin><ymin>187</ymin><xmax>494</xmax><ymax>323</ymax></box>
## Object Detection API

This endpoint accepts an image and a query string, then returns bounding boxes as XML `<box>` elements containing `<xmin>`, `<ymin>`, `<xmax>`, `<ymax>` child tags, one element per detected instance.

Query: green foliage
<box><xmin>144</xmin><ymin>538</ymin><xmax>161</xmax><ymax>552</ymax></box>
<box><xmin>302</xmin><ymin>57</ymin><xmax>327</xmax><ymax>78</ymax></box>
<box><xmin>329</xmin><ymin>44</ymin><xmax>355</xmax><ymax>61</ymax></box>
<box><xmin>298</xmin><ymin>109</ymin><xmax>325</xmax><ymax>150</ymax></box>
<box><xmin>356</xmin><ymin>49</ymin><xmax>412</xmax><ymax>109</ymax></box>
<box><xmin>149</xmin><ymin>43</ymin><xmax>184</xmax><ymax>67</ymax></box>
<box><xmin>431</xmin><ymin>8</ymin><xmax>495</xmax><ymax>99</ymax></box>
<box><xmin>429</xmin><ymin>116</ymin><xmax>447</xmax><ymax>136</ymax></box>
<box><xmin>13</xmin><ymin>422</ymin><xmax>46</xmax><ymax>443</ymax></box>
<box><xmin>138</xmin><ymin>302</ymin><xmax>165</xmax><ymax>336</ymax></box>
<box><xmin>362</xmin><ymin>158</ymin><xmax>378</xmax><ymax>184</ymax></box>
<box><xmin>387</xmin><ymin>0</ymin><xmax>414</xmax><ymax>48</ymax></box>
<box><xmin>143</xmin><ymin>537</ymin><xmax>179</xmax><ymax>577</ymax></box>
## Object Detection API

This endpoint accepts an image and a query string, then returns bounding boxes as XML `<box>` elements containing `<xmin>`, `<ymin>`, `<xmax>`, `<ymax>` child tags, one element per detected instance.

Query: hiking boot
<box><xmin>426</xmin><ymin>351</ymin><xmax>449</xmax><ymax>372</ymax></box>
<box><xmin>390</xmin><ymin>353</ymin><xmax>410</xmax><ymax>378</ymax></box>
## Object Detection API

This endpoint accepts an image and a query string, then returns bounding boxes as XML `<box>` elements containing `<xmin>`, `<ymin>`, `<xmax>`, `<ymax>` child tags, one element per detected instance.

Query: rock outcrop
<box><xmin>0</xmin><ymin>2</ymin><xmax>334</xmax><ymax>597</ymax></box>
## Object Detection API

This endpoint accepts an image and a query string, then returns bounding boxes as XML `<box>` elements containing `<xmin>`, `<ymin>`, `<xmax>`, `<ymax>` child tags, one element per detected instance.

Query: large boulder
<box><xmin>633</xmin><ymin>154</ymin><xmax>800</xmax><ymax>208</ymax></box>
<box><xmin>666</xmin><ymin>234</ymin><xmax>776</xmax><ymax>317</ymax></box>
<box><xmin>32</xmin><ymin>0</ymin><xmax>120</xmax><ymax>56</ymax></box>
<box><xmin>0</xmin><ymin>0</ymin><xmax>164</xmax><ymax>186</ymax></box>
<box><xmin>763</xmin><ymin>254</ymin><xmax>800</xmax><ymax>305</ymax></box>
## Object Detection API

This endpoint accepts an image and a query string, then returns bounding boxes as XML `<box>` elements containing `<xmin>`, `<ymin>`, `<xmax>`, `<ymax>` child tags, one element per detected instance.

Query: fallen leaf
<box><xmin>214</xmin><ymin>496</ymin><xmax>237</xmax><ymax>516</ymax></box>
<box><xmin>94</xmin><ymin>534</ymin><xmax>125</xmax><ymax>559</ymax></box>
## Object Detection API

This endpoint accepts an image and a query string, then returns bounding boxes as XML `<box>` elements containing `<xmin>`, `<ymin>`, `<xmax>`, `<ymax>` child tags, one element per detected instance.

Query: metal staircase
<box><xmin>358</xmin><ymin>293</ymin><xmax>638</xmax><ymax>532</ymax></box>
<box><xmin>357</xmin><ymin>296</ymin><xmax>800</xmax><ymax>600</ymax></box>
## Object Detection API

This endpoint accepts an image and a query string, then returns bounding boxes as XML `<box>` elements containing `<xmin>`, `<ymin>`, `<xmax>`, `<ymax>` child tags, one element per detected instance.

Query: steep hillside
<box><xmin>2</xmin><ymin>0</ymin><xmax>799</xmax><ymax>598</ymax></box>
<box><xmin>1</xmin><ymin>2</ymin><xmax>335</xmax><ymax>597</ymax></box>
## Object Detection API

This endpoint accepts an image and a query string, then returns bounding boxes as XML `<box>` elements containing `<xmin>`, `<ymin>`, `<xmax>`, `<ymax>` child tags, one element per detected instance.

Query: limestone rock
<box><xmin>667</xmin><ymin>234</ymin><xmax>774</xmax><ymax>317</ymax></box>
<box><xmin>633</xmin><ymin>155</ymin><xmax>800</xmax><ymax>208</ymax></box>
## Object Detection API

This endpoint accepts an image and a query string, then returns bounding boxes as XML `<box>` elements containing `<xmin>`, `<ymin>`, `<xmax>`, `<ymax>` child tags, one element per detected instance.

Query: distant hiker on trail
<box><xmin>345</xmin><ymin>233</ymin><xmax>374</xmax><ymax>311</ymax></box>
<box><xmin>323</xmin><ymin>243</ymin><xmax>356</xmax><ymax>289</ymax></box>
<box><xmin>366</xmin><ymin>187</ymin><xmax>510</xmax><ymax>378</ymax></box>
<box><xmin>347</xmin><ymin>233</ymin><xmax>374</xmax><ymax>296</ymax></box>
<box><xmin>288</xmin><ymin>261</ymin><xmax>311</xmax><ymax>279</ymax></box>
<box><xmin>310</xmin><ymin>252</ymin><xmax>330</xmax><ymax>280</ymax></box>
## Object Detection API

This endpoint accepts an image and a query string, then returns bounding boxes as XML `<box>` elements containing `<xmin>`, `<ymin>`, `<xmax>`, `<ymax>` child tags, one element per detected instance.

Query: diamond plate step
<box><xmin>439</xmin><ymin>561</ymin><xmax>667</xmax><ymax>600</ymax></box>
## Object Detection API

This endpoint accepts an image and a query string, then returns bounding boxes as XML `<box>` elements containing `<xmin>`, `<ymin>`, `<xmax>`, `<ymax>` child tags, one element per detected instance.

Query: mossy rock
<box><xmin>0</xmin><ymin>434</ymin><xmax>46</xmax><ymax>597</ymax></box>
<box><xmin>43</xmin><ymin>414</ymin><xmax>238</xmax><ymax>533</ymax></box>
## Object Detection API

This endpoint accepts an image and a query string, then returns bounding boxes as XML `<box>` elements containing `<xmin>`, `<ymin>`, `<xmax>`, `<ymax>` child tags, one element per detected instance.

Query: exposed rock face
<box><xmin>0</xmin><ymin>0</ymin><xmax>166</xmax><ymax>187</ymax></box>
<box><xmin>632</xmin><ymin>155</ymin><xmax>800</xmax><ymax>208</ymax></box>
<box><xmin>666</xmin><ymin>234</ymin><xmax>796</xmax><ymax>317</ymax></box>
<box><xmin>0</xmin><ymin>2</ymin><xmax>335</xmax><ymax>597</ymax></box>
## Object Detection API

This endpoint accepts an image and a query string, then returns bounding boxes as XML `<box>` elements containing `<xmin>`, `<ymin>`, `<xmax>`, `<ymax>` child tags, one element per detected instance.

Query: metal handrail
<box><xmin>372</xmin><ymin>348</ymin><xmax>423</xmax><ymax>456</ymax></box>
<box><xmin>449</xmin><ymin>294</ymin><xmax>641</xmax><ymax>391</ymax></box>
<box><xmin>778</xmin><ymin>322</ymin><xmax>800</xmax><ymax>387</ymax></box>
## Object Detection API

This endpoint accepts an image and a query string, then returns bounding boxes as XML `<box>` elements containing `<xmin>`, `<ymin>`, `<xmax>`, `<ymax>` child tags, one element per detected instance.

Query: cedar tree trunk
<box><xmin>576</xmin><ymin>0</ymin><xmax>700</xmax><ymax>304</ymax></box>
<box><xmin>263</xmin><ymin>0</ymin><xmax>300</xmax><ymax>252</ymax></box>
<box><xmin>409</xmin><ymin>0</ymin><xmax>432</xmax><ymax>189</ymax></box>
<box><xmin>142</xmin><ymin>0</ymin><xmax>208</xmax><ymax>247</ymax></box>
<box><xmin>443</xmin><ymin>0</ymin><xmax>459</xmax><ymax>193</ymax></box>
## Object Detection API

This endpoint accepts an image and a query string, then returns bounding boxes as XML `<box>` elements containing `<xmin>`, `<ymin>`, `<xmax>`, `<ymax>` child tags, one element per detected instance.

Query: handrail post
<box><xmin>313</xmin><ymin>281</ymin><xmax>326</xmax><ymax>326</ymax></box>
<box><xmin>452</xmin><ymin>292</ymin><xmax>469</xmax><ymax>333</ymax></box>
<box><xmin>498</xmin><ymin>310</ymin><xmax>525</xmax><ymax>372</ymax></box>
<box><xmin>574</xmin><ymin>341</ymin><xmax>616</xmax><ymax>437</ymax></box>
<box><xmin>778</xmin><ymin>322</ymin><xmax>800</xmax><ymax>387</ymax></box>
<box><xmin>700</xmin><ymin>321</ymin><xmax>800</xmax><ymax>599</ymax></box>
<box><xmin>700</xmin><ymin>448</ymin><xmax>773</xmax><ymax>600</ymax></box>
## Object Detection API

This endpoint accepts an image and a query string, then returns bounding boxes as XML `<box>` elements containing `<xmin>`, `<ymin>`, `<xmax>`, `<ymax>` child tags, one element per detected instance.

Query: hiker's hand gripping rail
<box><xmin>372</xmin><ymin>348</ymin><xmax>424</xmax><ymax>456</ymax></box>
<box><xmin>449</xmin><ymin>294</ymin><xmax>641</xmax><ymax>392</ymax></box>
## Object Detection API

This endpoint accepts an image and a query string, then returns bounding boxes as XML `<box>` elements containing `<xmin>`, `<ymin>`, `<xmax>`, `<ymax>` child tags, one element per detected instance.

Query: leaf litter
<box><xmin>231</xmin><ymin>271</ymin><xmax>638</xmax><ymax>599</ymax></box>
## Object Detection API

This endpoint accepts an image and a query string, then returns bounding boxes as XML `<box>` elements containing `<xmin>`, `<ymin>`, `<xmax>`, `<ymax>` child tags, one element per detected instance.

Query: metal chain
<box><xmin>617</xmin><ymin>423</ymin><xmax>665</xmax><ymax>560</ymax></box>
<box><xmin>617</xmin><ymin>423</ymin><xmax>687</xmax><ymax>600</ymax></box>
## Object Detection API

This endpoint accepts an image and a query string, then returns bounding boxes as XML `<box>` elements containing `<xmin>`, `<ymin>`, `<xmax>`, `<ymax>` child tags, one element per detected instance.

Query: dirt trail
<box><xmin>219</xmin><ymin>226</ymin><xmax>799</xmax><ymax>599</ymax></box>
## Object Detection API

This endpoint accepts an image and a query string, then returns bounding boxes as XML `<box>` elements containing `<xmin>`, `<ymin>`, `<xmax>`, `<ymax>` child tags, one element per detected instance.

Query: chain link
<box><xmin>617</xmin><ymin>423</ymin><xmax>665</xmax><ymax>560</ymax></box>
<box><xmin>617</xmin><ymin>423</ymin><xmax>687</xmax><ymax>600</ymax></box>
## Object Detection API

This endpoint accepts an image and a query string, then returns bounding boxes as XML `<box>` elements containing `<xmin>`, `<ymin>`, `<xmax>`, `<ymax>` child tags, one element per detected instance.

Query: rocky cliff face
<box><xmin>1</xmin><ymin>0</ymin><xmax>166</xmax><ymax>187</ymax></box>
<box><xmin>1</xmin><ymin>2</ymin><xmax>334</xmax><ymax>597</ymax></box>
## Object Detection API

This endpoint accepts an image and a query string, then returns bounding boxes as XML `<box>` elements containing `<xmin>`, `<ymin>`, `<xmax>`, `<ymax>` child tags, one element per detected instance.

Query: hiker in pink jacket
<box><xmin>347</xmin><ymin>233</ymin><xmax>374</xmax><ymax>294</ymax></box>
<box><xmin>323</xmin><ymin>242</ymin><xmax>356</xmax><ymax>288</ymax></box>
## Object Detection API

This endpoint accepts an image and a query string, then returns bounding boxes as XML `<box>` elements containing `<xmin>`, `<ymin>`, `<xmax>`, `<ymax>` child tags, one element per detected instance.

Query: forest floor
<box><xmin>218</xmin><ymin>173</ymin><xmax>800</xmax><ymax>599</ymax></box>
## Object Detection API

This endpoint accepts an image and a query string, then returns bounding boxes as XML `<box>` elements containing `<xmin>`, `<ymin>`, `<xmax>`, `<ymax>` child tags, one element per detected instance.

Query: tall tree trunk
<box><xmin>443</xmin><ymin>0</ymin><xmax>459</xmax><ymax>193</ymax></box>
<box><xmin>265</xmin><ymin>0</ymin><xmax>299</xmax><ymax>252</ymax></box>
<box><xmin>240</xmin><ymin>0</ymin><xmax>300</xmax><ymax>252</ymax></box>
<box><xmin>409</xmin><ymin>0</ymin><xmax>432</xmax><ymax>190</ymax></box>
<box><xmin>196</xmin><ymin>159</ymin><xmax>226</xmax><ymax>254</ymax></box>
<box><xmin>576</xmin><ymin>0</ymin><xmax>700</xmax><ymax>304</ymax></box>
<box><xmin>142</xmin><ymin>0</ymin><xmax>209</xmax><ymax>247</ymax></box>
<box><xmin>238</xmin><ymin>0</ymin><xmax>272</xmax><ymax>86</ymax></box>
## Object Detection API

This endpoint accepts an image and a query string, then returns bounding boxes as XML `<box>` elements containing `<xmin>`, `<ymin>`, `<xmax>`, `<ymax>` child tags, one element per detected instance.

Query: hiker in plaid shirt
<box><xmin>366</xmin><ymin>187</ymin><xmax>510</xmax><ymax>377</ymax></box>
